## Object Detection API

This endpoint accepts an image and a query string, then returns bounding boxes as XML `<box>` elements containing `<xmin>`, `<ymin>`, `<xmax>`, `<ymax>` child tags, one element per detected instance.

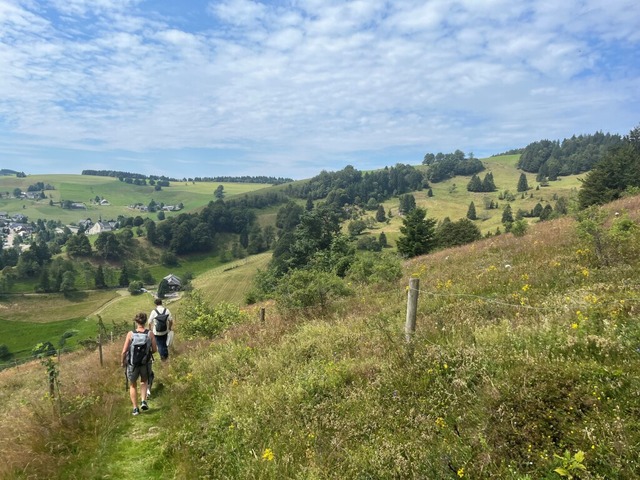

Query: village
<box><xmin>0</xmin><ymin>190</ymin><xmax>183</xmax><ymax>251</ymax></box>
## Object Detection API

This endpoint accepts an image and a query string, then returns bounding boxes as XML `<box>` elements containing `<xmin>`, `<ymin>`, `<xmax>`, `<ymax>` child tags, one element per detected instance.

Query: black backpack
<box><xmin>153</xmin><ymin>308</ymin><xmax>170</xmax><ymax>334</ymax></box>
<box><xmin>128</xmin><ymin>329</ymin><xmax>151</xmax><ymax>366</ymax></box>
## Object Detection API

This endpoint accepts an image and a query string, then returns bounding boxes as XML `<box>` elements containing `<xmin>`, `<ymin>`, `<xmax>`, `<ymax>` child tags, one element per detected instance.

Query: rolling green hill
<box><xmin>1</xmin><ymin>194</ymin><xmax>639</xmax><ymax>478</ymax></box>
<box><xmin>0</xmin><ymin>174</ymin><xmax>270</xmax><ymax>224</ymax></box>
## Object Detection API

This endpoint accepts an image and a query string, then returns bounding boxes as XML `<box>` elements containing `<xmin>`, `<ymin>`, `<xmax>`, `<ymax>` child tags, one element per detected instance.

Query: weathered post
<box><xmin>404</xmin><ymin>277</ymin><xmax>419</xmax><ymax>343</ymax></box>
<box><xmin>259</xmin><ymin>307</ymin><xmax>265</xmax><ymax>324</ymax></box>
<box><xmin>98</xmin><ymin>334</ymin><xmax>104</xmax><ymax>367</ymax></box>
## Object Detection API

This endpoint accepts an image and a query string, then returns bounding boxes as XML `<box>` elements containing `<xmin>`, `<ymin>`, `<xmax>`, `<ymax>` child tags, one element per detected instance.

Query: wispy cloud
<box><xmin>0</xmin><ymin>0</ymin><xmax>638</xmax><ymax>178</ymax></box>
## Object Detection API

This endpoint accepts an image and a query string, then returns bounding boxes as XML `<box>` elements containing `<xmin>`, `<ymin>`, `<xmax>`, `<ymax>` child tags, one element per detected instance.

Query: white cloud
<box><xmin>0</xmin><ymin>0</ymin><xmax>638</xmax><ymax>178</ymax></box>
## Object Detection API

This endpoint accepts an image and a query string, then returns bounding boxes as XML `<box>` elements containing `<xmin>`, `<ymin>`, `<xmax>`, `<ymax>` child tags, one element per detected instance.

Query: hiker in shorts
<box><xmin>148</xmin><ymin>298</ymin><xmax>173</xmax><ymax>361</ymax></box>
<box><xmin>121</xmin><ymin>312</ymin><xmax>157</xmax><ymax>416</ymax></box>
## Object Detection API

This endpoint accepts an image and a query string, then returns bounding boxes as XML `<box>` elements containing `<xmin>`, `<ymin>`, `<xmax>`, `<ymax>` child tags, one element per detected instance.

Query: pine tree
<box><xmin>466</xmin><ymin>201</ymin><xmax>477</xmax><ymax>220</ymax></box>
<box><xmin>375</xmin><ymin>205</ymin><xmax>386</xmax><ymax>222</ymax></box>
<box><xmin>94</xmin><ymin>265</ymin><xmax>106</xmax><ymax>289</ymax></box>
<box><xmin>118</xmin><ymin>265</ymin><xmax>129</xmax><ymax>287</ymax></box>
<box><xmin>482</xmin><ymin>172</ymin><xmax>496</xmax><ymax>192</ymax></box>
<box><xmin>378</xmin><ymin>231</ymin><xmax>387</xmax><ymax>248</ymax></box>
<box><xmin>501</xmin><ymin>204</ymin><xmax>514</xmax><ymax>224</ymax></box>
<box><xmin>396</xmin><ymin>208</ymin><xmax>437</xmax><ymax>258</ymax></box>
<box><xmin>517</xmin><ymin>173</ymin><xmax>529</xmax><ymax>192</ymax></box>
<box><xmin>467</xmin><ymin>175</ymin><xmax>483</xmax><ymax>192</ymax></box>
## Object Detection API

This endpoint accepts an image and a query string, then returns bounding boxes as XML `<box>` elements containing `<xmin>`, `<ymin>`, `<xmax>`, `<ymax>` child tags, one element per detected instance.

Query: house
<box><xmin>100</xmin><ymin>199</ymin><xmax>110</xmax><ymax>206</ymax></box>
<box><xmin>163</xmin><ymin>274</ymin><xmax>182</xmax><ymax>291</ymax></box>
<box><xmin>78</xmin><ymin>219</ymin><xmax>93</xmax><ymax>230</ymax></box>
<box><xmin>71</xmin><ymin>202</ymin><xmax>87</xmax><ymax>209</ymax></box>
<box><xmin>87</xmin><ymin>221</ymin><xmax>113</xmax><ymax>235</ymax></box>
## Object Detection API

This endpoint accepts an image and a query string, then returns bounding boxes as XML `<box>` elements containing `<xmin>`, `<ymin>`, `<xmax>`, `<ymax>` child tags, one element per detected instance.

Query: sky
<box><xmin>0</xmin><ymin>0</ymin><xmax>638</xmax><ymax>180</ymax></box>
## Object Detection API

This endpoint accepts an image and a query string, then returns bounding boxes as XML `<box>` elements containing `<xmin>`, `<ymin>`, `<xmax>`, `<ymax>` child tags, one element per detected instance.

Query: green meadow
<box><xmin>0</xmin><ymin>174</ymin><xmax>270</xmax><ymax>224</ymax></box>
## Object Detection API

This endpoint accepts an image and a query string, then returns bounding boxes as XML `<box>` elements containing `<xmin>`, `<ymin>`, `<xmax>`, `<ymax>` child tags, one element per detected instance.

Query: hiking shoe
<box><xmin>141</xmin><ymin>400</ymin><xmax>149</xmax><ymax>411</ymax></box>
<box><xmin>132</xmin><ymin>407</ymin><xmax>140</xmax><ymax>416</ymax></box>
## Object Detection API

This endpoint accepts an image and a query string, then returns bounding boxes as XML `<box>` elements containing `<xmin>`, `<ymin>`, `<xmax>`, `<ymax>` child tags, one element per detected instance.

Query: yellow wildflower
<box><xmin>457</xmin><ymin>467</ymin><xmax>465</xmax><ymax>477</ymax></box>
<box><xmin>262</xmin><ymin>448</ymin><xmax>274</xmax><ymax>462</ymax></box>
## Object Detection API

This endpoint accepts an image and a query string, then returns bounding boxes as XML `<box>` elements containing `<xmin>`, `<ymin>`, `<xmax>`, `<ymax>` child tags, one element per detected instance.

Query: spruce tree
<box><xmin>396</xmin><ymin>208</ymin><xmax>437</xmax><ymax>258</ymax></box>
<box><xmin>517</xmin><ymin>173</ymin><xmax>529</xmax><ymax>192</ymax></box>
<box><xmin>375</xmin><ymin>205</ymin><xmax>386</xmax><ymax>222</ymax></box>
<box><xmin>501</xmin><ymin>204</ymin><xmax>514</xmax><ymax>225</ymax></box>
<box><xmin>482</xmin><ymin>172</ymin><xmax>496</xmax><ymax>192</ymax></box>
<box><xmin>466</xmin><ymin>201</ymin><xmax>477</xmax><ymax>220</ymax></box>
<box><xmin>94</xmin><ymin>265</ymin><xmax>106</xmax><ymax>289</ymax></box>
<box><xmin>467</xmin><ymin>175</ymin><xmax>482</xmax><ymax>192</ymax></box>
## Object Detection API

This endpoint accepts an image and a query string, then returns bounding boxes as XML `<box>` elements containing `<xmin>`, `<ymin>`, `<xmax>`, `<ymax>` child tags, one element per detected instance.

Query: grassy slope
<box><xmin>2</xmin><ymin>195</ymin><xmax>639</xmax><ymax>478</ymax></box>
<box><xmin>0</xmin><ymin>174</ymin><xmax>270</xmax><ymax>224</ymax></box>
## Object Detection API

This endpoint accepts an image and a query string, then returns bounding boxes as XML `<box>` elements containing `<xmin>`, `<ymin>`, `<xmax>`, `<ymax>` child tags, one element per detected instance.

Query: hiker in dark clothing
<box><xmin>121</xmin><ymin>312</ymin><xmax>157</xmax><ymax>415</ymax></box>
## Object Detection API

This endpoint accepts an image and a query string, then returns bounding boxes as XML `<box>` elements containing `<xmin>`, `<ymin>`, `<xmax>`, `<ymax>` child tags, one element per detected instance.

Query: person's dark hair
<box><xmin>134</xmin><ymin>312</ymin><xmax>147</xmax><ymax>325</ymax></box>
<box><xmin>154</xmin><ymin>298</ymin><xmax>162</xmax><ymax>306</ymax></box>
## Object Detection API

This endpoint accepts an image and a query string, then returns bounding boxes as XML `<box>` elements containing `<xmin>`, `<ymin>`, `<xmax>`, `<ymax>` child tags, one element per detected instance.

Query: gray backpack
<box><xmin>128</xmin><ymin>329</ymin><xmax>151</xmax><ymax>366</ymax></box>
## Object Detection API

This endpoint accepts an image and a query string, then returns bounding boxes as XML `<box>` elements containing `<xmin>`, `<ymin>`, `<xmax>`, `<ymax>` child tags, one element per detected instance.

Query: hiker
<box><xmin>121</xmin><ymin>312</ymin><xmax>157</xmax><ymax>416</ymax></box>
<box><xmin>148</xmin><ymin>298</ymin><xmax>173</xmax><ymax>362</ymax></box>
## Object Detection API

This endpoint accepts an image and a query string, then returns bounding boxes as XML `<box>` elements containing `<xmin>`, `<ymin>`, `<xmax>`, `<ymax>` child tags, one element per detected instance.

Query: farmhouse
<box><xmin>163</xmin><ymin>273</ymin><xmax>182</xmax><ymax>291</ymax></box>
<box><xmin>87</xmin><ymin>221</ymin><xmax>113</xmax><ymax>235</ymax></box>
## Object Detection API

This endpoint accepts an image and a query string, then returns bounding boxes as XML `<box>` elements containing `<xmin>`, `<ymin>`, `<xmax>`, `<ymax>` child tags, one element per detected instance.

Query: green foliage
<box><xmin>510</xmin><ymin>219</ymin><xmax>528</xmax><ymax>237</ymax></box>
<box><xmin>0</xmin><ymin>344</ymin><xmax>11</xmax><ymax>361</ymax></box>
<box><xmin>553</xmin><ymin>450</ymin><xmax>587</xmax><ymax>479</ymax></box>
<box><xmin>346</xmin><ymin>252</ymin><xmax>402</xmax><ymax>285</ymax></box>
<box><xmin>157</xmin><ymin>278</ymin><xmax>170</xmax><ymax>298</ymax></box>
<box><xmin>435</xmin><ymin>217</ymin><xmax>482</xmax><ymax>248</ymax></box>
<box><xmin>128</xmin><ymin>280</ymin><xmax>143</xmax><ymax>294</ymax></box>
<box><xmin>179</xmin><ymin>290</ymin><xmax>249</xmax><ymax>339</ymax></box>
<box><xmin>347</xmin><ymin>219</ymin><xmax>367</xmax><ymax>236</ymax></box>
<box><xmin>160</xmin><ymin>251</ymin><xmax>179</xmax><ymax>267</ymax></box>
<box><xmin>578</xmin><ymin>132</ymin><xmax>640</xmax><ymax>208</ymax></box>
<box><xmin>466</xmin><ymin>201</ymin><xmax>477</xmax><ymax>220</ymax></box>
<box><xmin>396</xmin><ymin>207</ymin><xmax>437</xmax><ymax>258</ymax></box>
<box><xmin>576</xmin><ymin>207</ymin><xmax>640</xmax><ymax>267</ymax></box>
<box><xmin>517</xmin><ymin>172</ymin><xmax>529</xmax><ymax>192</ymax></box>
<box><xmin>32</xmin><ymin>341</ymin><xmax>56</xmax><ymax>358</ymax></box>
<box><xmin>275</xmin><ymin>268</ymin><xmax>352</xmax><ymax>313</ymax></box>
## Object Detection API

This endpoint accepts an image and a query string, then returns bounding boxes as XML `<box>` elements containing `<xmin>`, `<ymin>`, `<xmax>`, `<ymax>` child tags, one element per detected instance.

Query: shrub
<box><xmin>275</xmin><ymin>269</ymin><xmax>352</xmax><ymax>313</ymax></box>
<box><xmin>347</xmin><ymin>252</ymin><xmax>403</xmax><ymax>286</ymax></box>
<box><xmin>128</xmin><ymin>280</ymin><xmax>144</xmax><ymax>295</ymax></box>
<box><xmin>179</xmin><ymin>290</ymin><xmax>249</xmax><ymax>339</ymax></box>
<box><xmin>0</xmin><ymin>344</ymin><xmax>11</xmax><ymax>361</ymax></box>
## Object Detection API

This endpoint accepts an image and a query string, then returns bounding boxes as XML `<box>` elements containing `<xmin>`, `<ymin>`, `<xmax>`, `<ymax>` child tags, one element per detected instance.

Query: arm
<box><xmin>121</xmin><ymin>332</ymin><xmax>132</xmax><ymax>367</ymax></box>
<box><xmin>149</xmin><ymin>331</ymin><xmax>158</xmax><ymax>354</ymax></box>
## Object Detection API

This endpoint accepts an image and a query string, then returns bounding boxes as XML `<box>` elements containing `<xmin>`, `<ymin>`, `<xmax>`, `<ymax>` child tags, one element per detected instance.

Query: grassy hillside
<box><xmin>372</xmin><ymin>155</ymin><xmax>582</xmax><ymax>241</ymax></box>
<box><xmin>0</xmin><ymin>174</ymin><xmax>270</xmax><ymax>224</ymax></box>
<box><xmin>2</xmin><ymin>194</ymin><xmax>639</xmax><ymax>478</ymax></box>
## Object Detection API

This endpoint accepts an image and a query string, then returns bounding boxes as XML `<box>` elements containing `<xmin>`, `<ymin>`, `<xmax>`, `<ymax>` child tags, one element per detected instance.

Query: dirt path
<box><xmin>89</xmin><ymin>289</ymin><xmax>131</xmax><ymax>317</ymax></box>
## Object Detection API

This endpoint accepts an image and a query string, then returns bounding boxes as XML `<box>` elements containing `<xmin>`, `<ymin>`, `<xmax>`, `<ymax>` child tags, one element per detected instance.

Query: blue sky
<box><xmin>0</xmin><ymin>0</ymin><xmax>638</xmax><ymax>180</ymax></box>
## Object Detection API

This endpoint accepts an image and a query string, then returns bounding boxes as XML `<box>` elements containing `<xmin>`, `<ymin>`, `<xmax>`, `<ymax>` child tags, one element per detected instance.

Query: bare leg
<box><xmin>129</xmin><ymin>382</ymin><xmax>138</xmax><ymax>408</ymax></box>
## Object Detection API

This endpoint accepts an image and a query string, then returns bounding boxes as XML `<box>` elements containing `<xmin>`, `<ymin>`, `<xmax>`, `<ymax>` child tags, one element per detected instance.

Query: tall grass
<box><xmin>2</xmin><ymin>196</ymin><xmax>640</xmax><ymax>478</ymax></box>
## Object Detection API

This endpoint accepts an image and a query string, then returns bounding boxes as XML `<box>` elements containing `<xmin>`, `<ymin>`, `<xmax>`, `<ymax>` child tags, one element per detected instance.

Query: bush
<box><xmin>510</xmin><ymin>219</ymin><xmax>528</xmax><ymax>237</ymax></box>
<box><xmin>32</xmin><ymin>341</ymin><xmax>56</xmax><ymax>358</ymax></box>
<box><xmin>347</xmin><ymin>252</ymin><xmax>403</xmax><ymax>285</ymax></box>
<box><xmin>179</xmin><ymin>290</ymin><xmax>249</xmax><ymax>339</ymax></box>
<box><xmin>128</xmin><ymin>280</ymin><xmax>144</xmax><ymax>295</ymax></box>
<box><xmin>161</xmin><ymin>251</ymin><xmax>179</xmax><ymax>267</ymax></box>
<box><xmin>275</xmin><ymin>269</ymin><xmax>352</xmax><ymax>313</ymax></box>
<box><xmin>0</xmin><ymin>344</ymin><xmax>11</xmax><ymax>361</ymax></box>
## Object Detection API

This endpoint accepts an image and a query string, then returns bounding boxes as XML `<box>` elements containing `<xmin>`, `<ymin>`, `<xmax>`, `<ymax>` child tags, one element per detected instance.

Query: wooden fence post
<box><xmin>259</xmin><ymin>307</ymin><xmax>265</xmax><ymax>324</ymax></box>
<box><xmin>404</xmin><ymin>277</ymin><xmax>419</xmax><ymax>343</ymax></box>
<box><xmin>98</xmin><ymin>334</ymin><xmax>104</xmax><ymax>367</ymax></box>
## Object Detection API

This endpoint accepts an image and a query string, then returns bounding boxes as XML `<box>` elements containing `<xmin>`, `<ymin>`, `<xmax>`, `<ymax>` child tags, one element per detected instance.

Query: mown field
<box><xmin>0</xmin><ymin>174</ymin><xmax>270</xmax><ymax>224</ymax></box>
